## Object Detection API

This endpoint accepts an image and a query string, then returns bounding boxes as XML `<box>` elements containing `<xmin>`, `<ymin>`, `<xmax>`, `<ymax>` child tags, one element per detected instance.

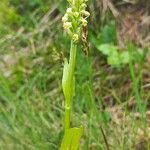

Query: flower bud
<box><xmin>81</xmin><ymin>3</ymin><xmax>87</xmax><ymax>9</ymax></box>
<box><xmin>63</xmin><ymin>22</ymin><xmax>72</xmax><ymax>30</ymax></box>
<box><xmin>62</xmin><ymin>14</ymin><xmax>68</xmax><ymax>22</ymax></box>
<box><xmin>74</xmin><ymin>12</ymin><xmax>79</xmax><ymax>18</ymax></box>
<box><xmin>81</xmin><ymin>10</ymin><xmax>90</xmax><ymax>17</ymax></box>
<box><xmin>81</xmin><ymin>19</ymin><xmax>87</xmax><ymax>26</ymax></box>
<box><xmin>66</xmin><ymin>8</ymin><xmax>72</xmax><ymax>14</ymax></box>
<box><xmin>72</xmin><ymin>34</ymin><xmax>79</xmax><ymax>42</ymax></box>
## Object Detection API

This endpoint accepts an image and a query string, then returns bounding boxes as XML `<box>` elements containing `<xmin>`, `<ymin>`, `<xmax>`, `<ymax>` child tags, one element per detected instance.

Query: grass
<box><xmin>0</xmin><ymin>0</ymin><xmax>150</xmax><ymax>150</ymax></box>
<box><xmin>0</xmin><ymin>67</ymin><xmax>62</xmax><ymax>149</ymax></box>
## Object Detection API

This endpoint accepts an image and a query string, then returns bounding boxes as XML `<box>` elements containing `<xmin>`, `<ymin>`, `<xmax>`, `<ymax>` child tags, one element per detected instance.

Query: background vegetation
<box><xmin>0</xmin><ymin>0</ymin><xmax>150</xmax><ymax>149</ymax></box>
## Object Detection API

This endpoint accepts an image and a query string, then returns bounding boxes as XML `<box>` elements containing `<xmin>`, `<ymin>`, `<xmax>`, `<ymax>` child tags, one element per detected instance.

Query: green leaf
<box><xmin>120</xmin><ymin>51</ymin><xmax>130</xmax><ymax>64</ymax></box>
<box><xmin>97</xmin><ymin>44</ymin><xmax>118</xmax><ymax>56</ymax></box>
<box><xmin>60</xmin><ymin>127</ymin><xmax>83</xmax><ymax>150</ymax></box>
<box><xmin>98</xmin><ymin>44</ymin><xmax>131</xmax><ymax>67</ymax></box>
<box><xmin>62</xmin><ymin>59</ymin><xmax>70</xmax><ymax>102</ymax></box>
<box><xmin>107</xmin><ymin>50</ymin><xmax>121</xmax><ymax>66</ymax></box>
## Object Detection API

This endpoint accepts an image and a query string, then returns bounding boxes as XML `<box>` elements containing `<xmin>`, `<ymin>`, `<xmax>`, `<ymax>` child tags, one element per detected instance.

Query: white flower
<box><xmin>81</xmin><ymin>3</ymin><xmax>87</xmax><ymax>9</ymax></box>
<box><xmin>81</xmin><ymin>18</ymin><xmax>87</xmax><ymax>26</ymax></box>
<box><xmin>66</xmin><ymin>8</ymin><xmax>72</xmax><ymax>14</ymax></box>
<box><xmin>74</xmin><ymin>12</ymin><xmax>79</xmax><ymax>18</ymax></box>
<box><xmin>62</xmin><ymin>14</ymin><xmax>68</xmax><ymax>22</ymax></box>
<box><xmin>81</xmin><ymin>10</ymin><xmax>90</xmax><ymax>17</ymax></box>
<box><xmin>63</xmin><ymin>22</ymin><xmax>72</xmax><ymax>30</ymax></box>
<box><xmin>72</xmin><ymin>34</ymin><xmax>79</xmax><ymax>42</ymax></box>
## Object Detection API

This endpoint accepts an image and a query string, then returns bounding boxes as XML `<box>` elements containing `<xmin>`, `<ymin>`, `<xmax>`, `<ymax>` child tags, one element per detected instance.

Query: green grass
<box><xmin>0</xmin><ymin>67</ymin><xmax>62</xmax><ymax>149</ymax></box>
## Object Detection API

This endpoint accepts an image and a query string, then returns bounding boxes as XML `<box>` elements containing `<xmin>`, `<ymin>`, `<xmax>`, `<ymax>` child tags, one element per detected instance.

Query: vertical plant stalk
<box><xmin>61</xmin><ymin>0</ymin><xmax>90</xmax><ymax>149</ymax></box>
<box><xmin>61</xmin><ymin>40</ymin><xmax>83</xmax><ymax>150</ymax></box>
<box><xmin>64</xmin><ymin>40</ymin><xmax>77</xmax><ymax>131</ymax></box>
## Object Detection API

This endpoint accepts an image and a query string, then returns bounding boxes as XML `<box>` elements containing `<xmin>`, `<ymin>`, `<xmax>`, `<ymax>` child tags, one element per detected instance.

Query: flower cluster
<box><xmin>62</xmin><ymin>0</ymin><xmax>90</xmax><ymax>42</ymax></box>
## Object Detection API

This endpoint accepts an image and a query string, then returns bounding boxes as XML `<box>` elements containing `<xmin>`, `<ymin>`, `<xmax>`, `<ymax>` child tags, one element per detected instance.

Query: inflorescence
<box><xmin>62</xmin><ymin>0</ymin><xmax>90</xmax><ymax>43</ymax></box>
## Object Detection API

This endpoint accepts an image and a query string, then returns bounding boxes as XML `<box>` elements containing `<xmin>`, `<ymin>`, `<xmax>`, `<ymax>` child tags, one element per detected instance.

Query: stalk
<box><xmin>61</xmin><ymin>0</ymin><xmax>90</xmax><ymax>149</ymax></box>
<box><xmin>64</xmin><ymin>41</ymin><xmax>77</xmax><ymax>131</ymax></box>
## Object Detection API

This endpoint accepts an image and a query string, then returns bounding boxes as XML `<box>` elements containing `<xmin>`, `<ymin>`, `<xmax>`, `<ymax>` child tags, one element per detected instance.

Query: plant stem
<box><xmin>64</xmin><ymin>40</ymin><xmax>77</xmax><ymax>132</ymax></box>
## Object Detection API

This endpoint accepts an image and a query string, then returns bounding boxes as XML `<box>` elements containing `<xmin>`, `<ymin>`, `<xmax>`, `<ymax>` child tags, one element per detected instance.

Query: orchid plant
<box><xmin>61</xmin><ymin>0</ymin><xmax>90</xmax><ymax>149</ymax></box>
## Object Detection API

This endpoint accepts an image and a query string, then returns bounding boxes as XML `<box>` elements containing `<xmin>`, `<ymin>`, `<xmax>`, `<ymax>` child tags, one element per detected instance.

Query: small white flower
<box><xmin>63</xmin><ymin>22</ymin><xmax>72</xmax><ymax>30</ymax></box>
<box><xmin>81</xmin><ymin>10</ymin><xmax>90</xmax><ymax>17</ymax></box>
<box><xmin>62</xmin><ymin>14</ymin><xmax>68</xmax><ymax>22</ymax></box>
<box><xmin>74</xmin><ymin>12</ymin><xmax>79</xmax><ymax>18</ymax></box>
<box><xmin>66</xmin><ymin>8</ymin><xmax>72</xmax><ymax>14</ymax></box>
<box><xmin>72</xmin><ymin>34</ymin><xmax>79</xmax><ymax>42</ymax></box>
<box><xmin>81</xmin><ymin>3</ymin><xmax>87</xmax><ymax>9</ymax></box>
<box><xmin>81</xmin><ymin>18</ymin><xmax>87</xmax><ymax>26</ymax></box>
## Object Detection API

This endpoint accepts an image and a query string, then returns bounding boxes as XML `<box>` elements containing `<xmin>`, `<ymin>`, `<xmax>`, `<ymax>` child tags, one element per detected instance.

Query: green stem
<box><xmin>64</xmin><ymin>105</ymin><xmax>71</xmax><ymax>131</ymax></box>
<box><xmin>68</xmin><ymin>41</ymin><xmax>77</xmax><ymax>87</ymax></box>
<box><xmin>64</xmin><ymin>40</ymin><xmax>77</xmax><ymax>132</ymax></box>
